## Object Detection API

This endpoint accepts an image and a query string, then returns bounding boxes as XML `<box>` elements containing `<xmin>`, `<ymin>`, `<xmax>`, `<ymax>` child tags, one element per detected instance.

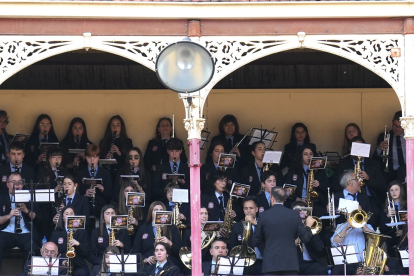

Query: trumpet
<box><xmin>15</xmin><ymin>203</ymin><xmax>23</xmax><ymax>234</ymax></box>
<box><xmin>306</xmin><ymin>169</ymin><xmax>318</xmax><ymax>208</ymax></box>
<box><xmin>327</xmin><ymin>187</ymin><xmax>336</xmax><ymax>231</ymax></box>
<box><xmin>109</xmin><ymin>228</ymin><xmax>115</xmax><ymax>246</ymax></box>
<box><xmin>127</xmin><ymin>206</ymin><xmax>135</xmax><ymax>236</ymax></box>
<box><xmin>355</xmin><ymin>156</ymin><xmax>365</xmax><ymax>191</ymax></box>
<box><xmin>382</xmin><ymin>125</ymin><xmax>390</xmax><ymax>173</ymax></box>
<box><xmin>108</xmin><ymin>131</ymin><xmax>116</xmax><ymax>159</ymax></box>
<box><xmin>386</xmin><ymin>192</ymin><xmax>398</xmax><ymax>230</ymax></box>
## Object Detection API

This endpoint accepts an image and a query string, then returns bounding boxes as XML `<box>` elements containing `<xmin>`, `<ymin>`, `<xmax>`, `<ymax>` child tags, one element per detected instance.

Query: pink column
<box><xmin>407</xmin><ymin>139</ymin><xmax>414</xmax><ymax>275</ymax></box>
<box><xmin>189</xmin><ymin>138</ymin><xmax>202</xmax><ymax>275</ymax></box>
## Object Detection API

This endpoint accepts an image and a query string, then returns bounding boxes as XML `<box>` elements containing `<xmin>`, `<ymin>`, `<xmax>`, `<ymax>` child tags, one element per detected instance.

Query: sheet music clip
<box><xmin>330</xmin><ymin>244</ymin><xmax>360</xmax><ymax>276</ymax></box>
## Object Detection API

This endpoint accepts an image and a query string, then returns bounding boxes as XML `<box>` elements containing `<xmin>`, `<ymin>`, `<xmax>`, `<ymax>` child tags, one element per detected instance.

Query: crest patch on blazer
<box><xmin>98</xmin><ymin>237</ymin><xmax>103</xmax><ymax>243</ymax></box>
<box><xmin>142</xmin><ymin>233</ymin><xmax>148</xmax><ymax>239</ymax></box>
<box><xmin>152</xmin><ymin>146</ymin><xmax>158</xmax><ymax>152</ymax></box>
<box><xmin>58</xmin><ymin>238</ymin><xmax>64</xmax><ymax>244</ymax></box>
<box><xmin>208</xmin><ymin>202</ymin><xmax>214</xmax><ymax>209</ymax></box>
<box><xmin>293</xmin><ymin>174</ymin><xmax>298</xmax><ymax>181</ymax></box>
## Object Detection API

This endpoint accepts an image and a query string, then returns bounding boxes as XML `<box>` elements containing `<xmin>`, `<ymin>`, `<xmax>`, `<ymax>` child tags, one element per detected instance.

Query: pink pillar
<box><xmin>189</xmin><ymin>138</ymin><xmax>202</xmax><ymax>275</ymax></box>
<box><xmin>407</xmin><ymin>139</ymin><xmax>414</xmax><ymax>275</ymax></box>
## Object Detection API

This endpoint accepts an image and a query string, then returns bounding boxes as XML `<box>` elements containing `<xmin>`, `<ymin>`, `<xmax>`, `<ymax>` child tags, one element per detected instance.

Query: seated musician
<box><xmin>22</xmin><ymin>241</ymin><xmax>67</xmax><ymax>276</ymax></box>
<box><xmin>0</xmin><ymin>173</ymin><xmax>40</xmax><ymax>271</ymax></box>
<box><xmin>143</xmin><ymin>242</ymin><xmax>180</xmax><ymax>276</ymax></box>
<box><xmin>284</xmin><ymin>144</ymin><xmax>328</xmax><ymax>216</ymax></box>
<box><xmin>331</xmin><ymin>208</ymin><xmax>375</xmax><ymax>275</ymax></box>
<box><xmin>89</xmin><ymin>205</ymin><xmax>131</xmax><ymax>274</ymax></box>
<box><xmin>291</xmin><ymin>201</ymin><xmax>328</xmax><ymax>275</ymax></box>
<box><xmin>161</xmin><ymin>182</ymin><xmax>190</xmax><ymax>228</ymax></box>
<box><xmin>50</xmin><ymin>206</ymin><xmax>89</xmax><ymax>276</ymax></box>
<box><xmin>342</xmin><ymin>123</ymin><xmax>362</xmax><ymax>156</ymax></box>
<box><xmin>0</xmin><ymin>141</ymin><xmax>36</xmax><ymax>195</ymax></box>
<box><xmin>0</xmin><ymin>110</ymin><xmax>12</xmax><ymax>166</ymax></box>
<box><xmin>201</xmin><ymin>141</ymin><xmax>240</xmax><ymax>193</ymax></box>
<box><xmin>229</xmin><ymin>196</ymin><xmax>263</xmax><ymax>275</ymax></box>
<box><xmin>132</xmin><ymin>201</ymin><xmax>182</xmax><ymax>269</ymax></box>
<box><xmin>240</xmin><ymin>141</ymin><xmax>283</xmax><ymax>196</ymax></box>
<box><xmin>202</xmin><ymin>238</ymin><xmax>228</xmax><ymax>276</ymax></box>
<box><xmin>256</xmin><ymin>171</ymin><xmax>277</xmax><ymax>213</ymax></box>
<box><xmin>75</xmin><ymin>144</ymin><xmax>112</xmax><ymax>219</ymax></box>
<box><xmin>153</xmin><ymin>138</ymin><xmax>189</xmax><ymax>201</ymax></box>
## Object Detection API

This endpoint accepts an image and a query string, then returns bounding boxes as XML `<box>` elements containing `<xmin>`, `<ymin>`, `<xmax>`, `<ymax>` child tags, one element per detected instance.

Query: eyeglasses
<box><xmin>43</xmin><ymin>248</ymin><xmax>56</xmax><ymax>255</ymax></box>
<box><xmin>128</xmin><ymin>155</ymin><xmax>140</xmax><ymax>160</ymax></box>
<box><xmin>39</xmin><ymin>123</ymin><xmax>52</xmax><ymax>127</ymax></box>
<box><xmin>8</xmin><ymin>180</ymin><xmax>23</xmax><ymax>185</ymax></box>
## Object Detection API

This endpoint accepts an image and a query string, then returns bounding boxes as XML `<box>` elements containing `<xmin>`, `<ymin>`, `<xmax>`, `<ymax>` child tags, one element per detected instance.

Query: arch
<box><xmin>198</xmin><ymin>34</ymin><xmax>404</xmax><ymax>115</ymax></box>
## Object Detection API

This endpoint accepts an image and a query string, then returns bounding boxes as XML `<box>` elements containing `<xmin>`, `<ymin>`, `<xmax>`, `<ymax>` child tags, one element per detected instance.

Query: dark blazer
<box><xmin>89</xmin><ymin>228</ymin><xmax>132</xmax><ymax>265</ymax></box>
<box><xmin>113</xmin><ymin>168</ymin><xmax>152</xmax><ymax>203</ymax></box>
<box><xmin>280</xmin><ymin>142</ymin><xmax>317</xmax><ymax>170</ymax></box>
<box><xmin>75</xmin><ymin>166</ymin><xmax>113</xmax><ymax>214</ymax></box>
<box><xmin>153</xmin><ymin>161</ymin><xmax>190</xmax><ymax>201</ymax></box>
<box><xmin>333</xmin><ymin>191</ymin><xmax>374</xmax><ymax>226</ymax></box>
<box><xmin>161</xmin><ymin>198</ymin><xmax>191</xmax><ymax>227</ymax></box>
<box><xmin>253</xmin><ymin>204</ymin><xmax>312</xmax><ymax>273</ymax></box>
<box><xmin>256</xmin><ymin>192</ymin><xmax>271</xmax><ymax>214</ymax></box>
<box><xmin>132</xmin><ymin>223</ymin><xmax>182</xmax><ymax>267</ymax></box>
<box><xmin>200</xmin><ymin>162</ymin><xmax>240</xmax><ymax>194</ymax></box>
<box><xmin>36</xmin><ymin>166</ymin><xmax>69</xmax><ymax>190</ymax></box>
<box><xmin>297</xmin><ymin>233</ymin><xmax>325</xmax><ymax>265</ymax></box>
<box><xmin>144</xmin><ymin>138</ymin><xmax>188</xmax><ymax>172</ymax></box>
<box><xmin>208</xmin><ymin>133</ymin><xmax>250</xmax><ymax>165</ymax></box>
<box><xmin>331</xmin><ymin>157</ymin><xmax>387</xmax><ymax>203</ymax></box>
<box><xmin>0</xmin><ymin>163</ymin><xmax>36</xmax><ymax>194</ymax></box>
<box><xmin>181</xmin><ymin>228</ymin><xmax>211</xmax><ymax>262</ymax></box>
<box><xmin>143</xmin><ymin>260</ymin><xmax>180</xmax><ymax>276</ymax></box>
<box><xmin>60</xmin><ymin>138</ymin><xmax>92</xmax><ymax>173</ymax></box>
<box><xmin>24</xmin><ymin>135</ymin><xmax>59</xmax><ymax>169</ymax></box>
<box><xmin>202</xmin><ymin>261</ymin><xmax>214</xmax><ymax>276</ymax></box>
<box><xmin>50</xmin><ymin>229</ymin><xmax>90</xmax><ymax>273</ymax></box>
<box><xmin>0</xmin><ymin>133</ymin><xmax>13</xmax><ymax>166</ymax></box>
<box><xmin>229</xmin><ymin>220</ymin><xmax>260</xmax><ymax>251</ymax></box>
<box><xmin>241</xmin><ymin>162</ymin><xmax>284</xmax><ymax>196</ymax></box>
<box><xmin>99</xmin><ymin>137</ymin><xmax>133</xmax><ymax>169</ymax></box>
<box><xmin>201</xmin><ymin>192</ymin><xmax>235</xmax><ymax>222</ymax></box>
<box><xmin>57</xmin><ymin>193</ymin><xmax>90</xmax><ymax>227</ymax></box>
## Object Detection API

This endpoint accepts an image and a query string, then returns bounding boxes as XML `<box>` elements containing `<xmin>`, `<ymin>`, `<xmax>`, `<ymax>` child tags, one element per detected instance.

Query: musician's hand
<box><xmin>311</xmin><ymin>180</ymin><xmax>320</xmax><ymax>188</ymax></box>
<box><xmin>144</xmin><ymin>256</ymin><xmax>156</xmax><ymax>265</ymax></box>
<box><xmin>178</xmin><ymin>213</ymin><xmax>186</xmax><ymax>221</ymax></box>
<box><xmin>219</xmin><ymin>228</ymin><xmax>228</xmax><ymax>238</ymax></box>
<box><xmin>86</xmin><ymin>188</ymin><xmax>95</xmax><ymax>197</ymax></box>
<box><xmin>78</xmin><ymin>153</ymin><xmax>85</xmax><ymax>160</ymax></box>
<box><xmin>129</xmin><ymin>217</ymin><xmax>138</xmax><ymax>226</ymax></box>
<box><xmin>358</xmin><ymin>171</ymin><xmax>369</xmax><ymax>181</ymax></box>
<box><xmin>9</xmin><ymin>208</ymin><xmax>20</xmax><ymax>218</ymax></box>
<box><xmin>245</xmin><ymin>215</ymin><xmax>255</xmax><ymax>224</ymax></box>
<box><xmin>37</xmin><ymin>153</ymin><xmax>47</xmax><ymax>163</ymax></box>
<box><xmin>295</xmin><ymin>238</ymin><xmax>301</xmax><ymax>246</ymax></box>
<box><xmin>19</xmin><ymin>203</ymin><xmax>28</xmax><ymax>214</ymax></box>
<box><xmin>159</xmin><ymin>236</ymin><xmax>172</xmax><ymax>247</ymax></box>
<box><xmin>396</xmin><ymin>230</ymin><xmax>403</xmax><ymax>237</ymax></box>
<box><xmin>53</xmin><ymin>213</ymin><xmax>59</xmax><ymax>225</ymax></box>
<box><xmin>230</xmin><ymin>210</ymin><xmax>237</xmax><ymax>219</ymax></box>
<box><xmin>356</xmin><ymin>267</ymin><xmax>363</xmax><ymax>275</ymax></box>
<box><xmin>54</xmin><ymin>184</ymin><xmax>62</xmax><ymax>193</ymax></box>
<box><xmin>387</xmin><ymin>208</ymin><xmax>396</xmax><ymax>218</ymax></box>
<box><xmin>231</xmin><ymin>146</ymin><xmax>241</xmax><ymax>158</ymax></box>
<box><xmin>69</xmin><ymin>238</ymin><xmax>80</xmax><ymax>247</ymax></box>
<box><xmin>305</xmin><ymin>216</ymin><xmax>316</xmax><ymax>228</ymax></box>
<box><xmin>378</xmin><ymin>140</ymin><xmax>389</xmax><ymax>151</ymax></box>
<box><xmin>73</xmin><ymin>157</ymin><xmax>79</xmax><ymax>167</ymax></box>
<box><xmin>177</xmin><ymin>179</ymin><xmax>185</xmax><ymax>185</ymax></box>
<box><xmin>95</xmin><ymin>184</ymin><xmax>104</xmax><ymax>192</ymax></box>
<box><xmin>111</xmin><ymin>145</ymin><xmax>121</xmax><ymax>156</ymax></box>
<box><xmin>113</xmin><ymin>239</ymin><xmax>124</xmax><ymax>248</ymax></box>
<box><xmin>106</xmin><ymin>152</ymin><xmax>112</xmax><ymax>159</ymax></box>
<box><xmin>297</xmin><ymin>197</ymin><xmax>307</xmax><ymax>205</ymax></box>
<box><xmin>151</xmin><ymin>165</ymin><xmax>156</xmax><ymax>172</ymax></box>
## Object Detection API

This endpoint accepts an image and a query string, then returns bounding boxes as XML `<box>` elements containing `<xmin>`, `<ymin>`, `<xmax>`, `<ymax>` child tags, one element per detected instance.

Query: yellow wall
<box><xmin>0</xmin><ymin>88</ymin><xmax>401</xmax><ymax>161</ymax></box>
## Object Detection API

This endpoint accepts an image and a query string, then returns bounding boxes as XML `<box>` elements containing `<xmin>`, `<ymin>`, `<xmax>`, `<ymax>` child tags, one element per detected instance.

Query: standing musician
<box><xmin>332</xmin><ymin>137</ymin><xmax>386</xmax><ymax>228</ymax></box>
<box><xmin>99</xmin><ymin>115</ymin><xmax>133</xmax><ymax>182</ymax></box>
<box><xmin>143</xmin><ymin>242</ymin><xmax>180</xmax><ymax>276</ymax></box>
<box><xmin>253</xmin><ymin>186</ymin><xmax>315</xmax><ymax>275</ymax></box>
<box><xmin>132</xmin><ymin>201</ymin><xmax>182</xmax><ymax>270</ymax></box>
<box><xmin>201</xmin><ymin>141</ymin><xmax>240</xmax><ymax>193</ymax></box>
<box><xmin>280</xmin><ymin>123</ymin><xmax>317</xmax><ymax>171</ymax></box>
<box><xmin>50</xmin><ymin>206</ymin><xmax>90</xmax><ymax>276</ymax></box>
<box><xmin>60</xmin><ymin>117</ymin><xmax>93</xmax><ymax>174</ymax></box>
<box><xmin>153</xmin><ymin>138</ymin><xmax>189</xmax><ymax>201</ymax></box>
<box><xmin>89</xmin><ymin>205</ymin><xmax>131</xmax><ymax>274</ymax></box>
<box><xmin>208</xmin><ymin>115</ymin><xmax>250</xmax><ymax>166</ymax></box>
<box><xmin>53</xmin><ymin>175</ymin><xmax>90</xmax><ymax>228</ymax></box>
<box><xmin>241</xmin><ymin>141</ymin><xmax>283</xmax><ymax>196</ymax></box>
<box><xmin>0</xmin><ymin>141</ymin><xmax>35</xmax><ymax>195</ymax></box>
<box><xmin>256</xmin><ymin>171</ymin><xmax>277</xmax><ymax>213</ymax></box>
<box><xmin>144</xmin><ymin>117</ymin><xmax>187</xmax><ymax>173</ymax></box>
<box><xmin>24</xmin><ymin>114</ymin><xmax>59</xmax><ymax>169</ymax></box>
<box><xmin>22</xmin><ymin>242</ymin><xmax>66</xmax><ymax>276</ymax></box>
<box><xmin>202</xmin><ymin>238</ymin><xmax>229</xmax><ymax>276</ymax></box>
<box><xmin>229</xmin><ymin>196</ymin><xmax>263</xmax><ymax>275</ymax></box>
<box><xmin>113</xmin><ymin>147</ymin><xmax>150</xmax><ymax>203</ymax></box>
<box><xmin>76</xmin><ymin>144</ymin><xmax>112</xmax><ymax>218</ymax></box>
<box><xmin>284</xmin><ymin>144</ymin><xmax>328</xmax><ymax>217</ymax></box>
<box><xmin>291</xmin><ymin>201</ymin><xmax>328</xmax><ymax>275</ymax></box>
<box><xmin>0</xmin><ymin>173</ymin><xmax>40</xmax><ymax>271</ymax></box>
<box><xmin>0</xmin><ymin>110</ymin><xmax>12</xmax><ymax>166</ymax></box>
<box><xmin>374</xmin><ymin>111</ymin><xmax>406</xmax><ymax>183</ymax></box>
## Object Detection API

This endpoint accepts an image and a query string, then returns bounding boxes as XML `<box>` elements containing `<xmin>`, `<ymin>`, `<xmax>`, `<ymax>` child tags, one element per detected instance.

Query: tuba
<box><xmin>306</xmin><ymin>169</ymin><xmax>318</xmax><ymax>208</ymax></box>
<box><xmin>382</xmin><ymin>125</ymin><xmax>390</xmax><ymax>172</ymax></box>
<box><xmin>229</xmin><ymin>220</ymin><xmax>257</xmax><ymax>266</ymax></box>
<box><xmin>180</xmin><ymin>229</ymin><xmax>217</xmax><ymax>269</ymax></box>
<box><xmin>361</xmin><ymin>231</ymin><xmax>390</xmax><ymax>275</ymax></box>
<box><xmin>127</xmin><ymin>206</ymin><xmax>135</xmax><ymax>236</ymax></box>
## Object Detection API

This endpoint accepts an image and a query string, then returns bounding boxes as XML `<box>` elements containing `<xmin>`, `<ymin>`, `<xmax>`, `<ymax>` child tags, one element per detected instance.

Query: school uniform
<box><xmin>161</xmin><ymin>198</ymin><xmax>190</xmax><ymax>228</ymax></box>
<box><xmin>240</xmin><ymin>162</ymin><xmax>284</xmax><ymax>196</ymax></box>
<box><xmin>201</xmin><ymin>192</ymin><xmax>243</xmax><ymax>222</ymax></box>
<box><xmin>208</xmin><ymin>134</ymin><xmax>250</xmax><ymax>169</ymax></box>
<box><xmin>153</xmin><ymin>161</ymin><xmax>190</xmax><ymax>201</ymax></box>
<box><xmin>200</xmin><ymin>162</ymin><xmax>240</xmax><ymax>194</ymax></box>
<box><xmin>99</xmin><ymin>137</ymin><xmax>133</xmax><ymax>182</ymax></box>
<box><xmin>144</xmin><ymin>138</ymin><xmax>188</xmax><ymax>172</ymax></box>
<box><xmin>143</xmin><ymin>260</ymin><xmax>180</xmax><ymax>276</ymax></box>
<box><xmin>60</xmin><ymin>138</ymin><xmax>92</xmax><ymax>174</ymax></box>
<box><xmin>280</xmin><ymin>142</ymin><xmax>317</xmax><ymax>170</ymax></box>
<box><xmin>0</xmin><ymin>132</ymin><xmax>13</xmax><ymax>166</ymax></box>
<box><xmin>0</xmin><ymin>163</ymin><xmax>36</xmax><ymax>195</ymax></box>
<box><xmin>256</xmin><ymin>192</ymin><xmax>271</xmax><ymax>214</ymax></box>
<box><xmin>24</xmin><ymin>134</ymin><xmax>59</xmax><ymax>169</ymax></box>
<box><xmin>112</xmin><ymin>168</ymin><xmax>152</xmax><ymax>204</ymax></box>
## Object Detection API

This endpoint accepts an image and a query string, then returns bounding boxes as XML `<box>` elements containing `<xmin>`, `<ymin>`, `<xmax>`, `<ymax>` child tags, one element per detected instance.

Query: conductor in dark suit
<box><xmin>253</xmin><ymin>186</ymin><xmax>314</xmax><ymax>275</ymax></box>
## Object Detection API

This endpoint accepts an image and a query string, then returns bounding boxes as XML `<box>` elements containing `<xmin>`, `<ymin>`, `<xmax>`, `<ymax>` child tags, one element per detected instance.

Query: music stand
<box><xmin>248</xmin><ymin>127</ymin><xmax>278</xmax><ymax>150</ymax></box>
<box><xmin>200</xmin><ymin>130</ymin><xmax>210</xmax><ymax>150</ymax></box>
<box><xmin>330</xmin><ymin>244</ymin><xmax>360</xmax><ymax>276</ymax></box>
<box><xmin>13</xmin><ymin>180</ymin><xmax>55</xmax><ymax>261</ymax></box>
<box><xmin>29</xmin><ymin>256</ymin><xmax>68</xmax><ymax>276</ymax></box>
<box><xmin>216</xmin><ymin>256</ymin><xmax>245</xmax><ymax>275</ymax></box>
<box><xmin>107</xmin><ymin>252</ymin><xmax>141</xmax><ymax>276</ymax></box>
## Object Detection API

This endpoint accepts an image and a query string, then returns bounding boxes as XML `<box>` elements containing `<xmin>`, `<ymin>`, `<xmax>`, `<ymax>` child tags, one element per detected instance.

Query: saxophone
<box><xmin>109</xmin><ymin>228</ymin><xmax>115</xmax><ymax>246</ymax></box>
<box><xmin>355</xmin><ymin>156</ymin><xmax>365</xmax><ymax>191</ymax></box>
<box><xmin>127</xmin><ymin>206</ymin><xmax>135</xmax><ymax>236</ymax></box>
<box><xmin>66</xmin><ymin>229</ymin><xmax>76</xmax><ymax>258</ymax></box>
<box><xmin>306</xmin><ymin>169</ymin><xmax>318</xmax><ymax>208</ymax></box>
<box><xmin>222</xmin><ymin>194</ymin><xmax>235</xmax><ymax>241</ymax></box>
<box><xmin>173</xmin><ymin>203</ymin><xmax>186</xmax><ymax>232</ymax></box>
<box><xmin>154</xmin><ymin>225</ymin><xmax>162</xmax><ymax>245</ymax></box>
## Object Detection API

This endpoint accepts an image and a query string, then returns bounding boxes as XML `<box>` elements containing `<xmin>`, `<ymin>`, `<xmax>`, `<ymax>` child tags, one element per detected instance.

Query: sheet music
<box><xmin>109</xmin><ymin>255</ymin><xmax>138</xmax><ymax>273</ymax></box>
<box><xmin>350</xmin><ymin>142</ymin><xmax>370</xmax><ymax>157</ymax></box>
<box><xmin>217</xmin><ymin>257</ymin><xmax>245</xmax><ymax>275</ymax></box>
<box><xmin>35</xmin><ymin>189</ymin><xmax>55</xmax><ymax>202</ymax></box>
<box><xmin>262</xmin><ymin>151</ymin><xmax>282</xmax><ymax>164</ymax></box>
<box><xmin>172</xmin><ymin>189</ymin><xmax>189</xmax><ymax>203</ymax></box>
<box><xmin>330</xmin><ymin>245</ymin><xmax>359</xmax><ymax>265</ymax></box>
<box><xmin>31</xmin><ymin>257</ymin><xmax>60</xmax><ymax>275</ymax></box>
<box><xmin>249</xmin><ymin>129</ymin><xmax>275</xmax><ymax>147</ymax></box>
<box><xmin>14</xmin><ymin>190</ymin><xmax>31</xmax><ymax>202</ymax></box>
<box><xmin>338</xmin><ymin>198</ymin><xmax>358</xmax><ymax>213</ymax></box>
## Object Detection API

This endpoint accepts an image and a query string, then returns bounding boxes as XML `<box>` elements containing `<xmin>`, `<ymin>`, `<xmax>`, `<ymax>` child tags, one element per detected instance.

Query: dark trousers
<box><xmin>264</xmin><ymin>271</ymin><xmax>298</xmax><ymax>275</ymax></box>
<box><xmin>0</xmin><ymin>231</ymin><xmax>38</xmax><ymax>270</ymax></box>
<box><xmin>299</xmin><ymin>260</ymin><xmax>328</xmax><ymax>275</ymax></box>
<box><xmin>331</xmin><ymin>263</ymin><xmax>359</xmax><ymax>275</ymax></box>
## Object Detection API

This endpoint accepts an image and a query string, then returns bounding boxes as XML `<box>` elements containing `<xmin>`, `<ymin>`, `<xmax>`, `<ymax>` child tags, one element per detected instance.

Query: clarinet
<box><xmin>108</xmin><ymin>131</ymin><xmax>117</xmax><ymax>159</ymax></box>
<box><xmin>14</xmin><ymin>161</ymin><xmax>19</xmax><ymax>173</ymax></box>
<box><xmin>75</xmin><ymin>135</ymin><xmax>80</xmax><ymax>173</ymax></box>
<box><xmin>90</xmin><ymin>164</ymin><xmax>96</xmax><ymax>211</ymax></box>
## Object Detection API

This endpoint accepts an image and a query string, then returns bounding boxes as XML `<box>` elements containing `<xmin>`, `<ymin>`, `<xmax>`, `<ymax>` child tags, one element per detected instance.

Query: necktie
<box><xmin>15</xmin><ymin>166</ymin><xmax>20</xmax><ymax>174</ymax></box>
<box><xmin>155</xmin><ymin>266</ymin><xmax>161</xmax><ymax>276</ymax></box>
<box><xmin>67</xmin><ymin>197</ymin><xmax>72</xmax><ymax>206</ymax></box>
<box><xmin>395</xmin><ymin>205</ymin><xmax>399</xmax><ymax>222</ymax></box>
<box><xmin>218</xmin><ymin>195</ymin><xmax>224</xmax><ymax>209</ymax></box>
<box><xmin>227</xmin><ymin>138</ymin><xmax>232</xmax><ymax>152</ymax></box>
<box><xmin>258</xmin><ymin>167</ymin><xmax>263</xmax><ymax>180</ymax></box>
<box><xmin>163</xmin><ymin>139</ymin><xmax>167</xmax><ymax>147</ymax></box>
<box><xmin>396</xmin><ymin>136</ymin><xmax>405</xmax><ymax>167</ymax></box>
<box><xmin>348</xmin><ymin>193</ymin><xmax>357</xmax><ymax>201</ymax></box>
